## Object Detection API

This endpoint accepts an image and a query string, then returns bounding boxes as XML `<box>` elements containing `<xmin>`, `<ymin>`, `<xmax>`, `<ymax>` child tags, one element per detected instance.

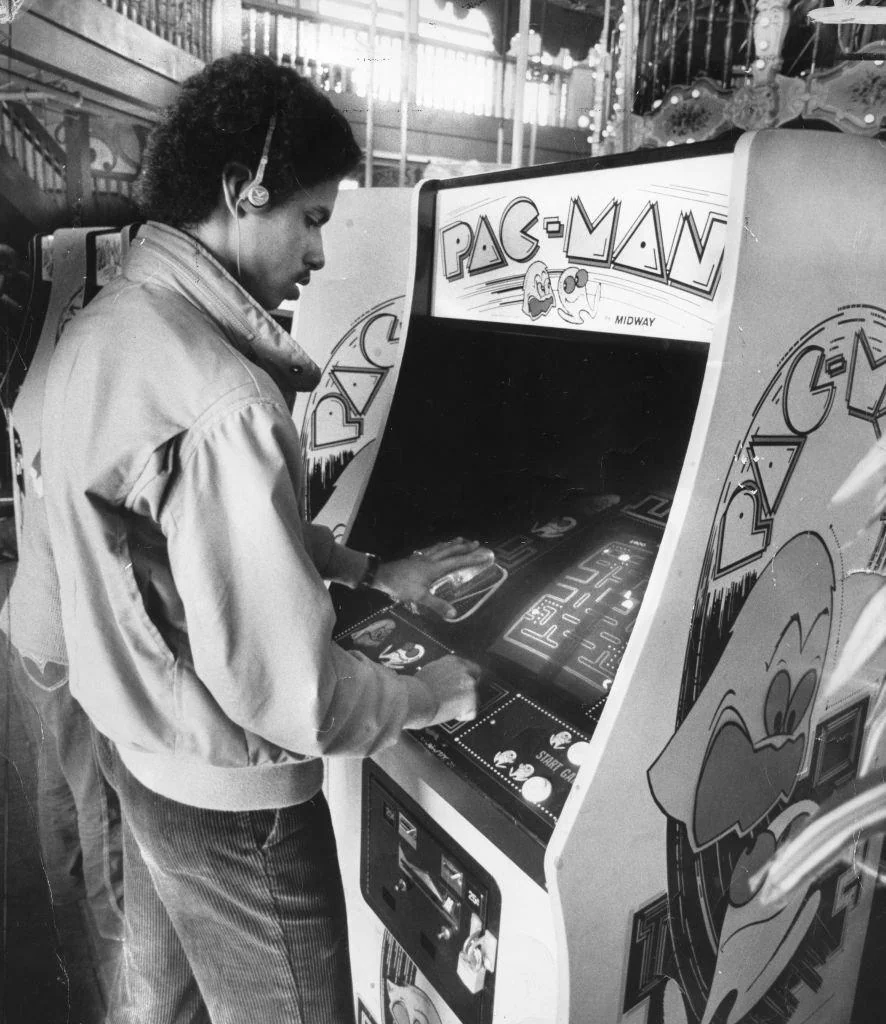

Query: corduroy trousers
<box><xmin>95</xmin><ymin>732</ymin><xmax>355</xmax><ymax>1024</ymax></box>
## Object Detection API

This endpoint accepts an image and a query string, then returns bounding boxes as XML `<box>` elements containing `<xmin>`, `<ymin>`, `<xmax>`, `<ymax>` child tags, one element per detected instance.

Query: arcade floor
<box><xmin>1</xmin><ymin>551</ymin><xmax>886</xmax><ymax>1024</ymax></box>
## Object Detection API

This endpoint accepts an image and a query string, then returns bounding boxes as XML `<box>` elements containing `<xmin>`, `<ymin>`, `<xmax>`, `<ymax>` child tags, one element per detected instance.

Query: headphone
<box><xmin>239</xmin><ymin>113</ymin><xmax>277</xmax><ymax>209</ymax></box>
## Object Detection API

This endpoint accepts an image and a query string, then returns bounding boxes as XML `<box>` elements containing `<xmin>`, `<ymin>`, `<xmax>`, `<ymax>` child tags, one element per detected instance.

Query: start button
<box><xmin>521</xmin><ymin>776</ymin><xmax>552</xmax><ymax>804</ymax></box>
<box><xmin>567</xmin><ymin>741</ymin><xmax>591</xmax><ymax>766</ymax></box>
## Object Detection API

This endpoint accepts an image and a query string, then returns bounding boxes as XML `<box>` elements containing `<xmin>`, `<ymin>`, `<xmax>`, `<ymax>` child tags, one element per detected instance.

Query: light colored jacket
<box><xmin>42</xmin><ymin>222</ymin><xmax>436</xmax><ymax>810</ymax></box>
<box><xmin>5</xmin><ymin>315</ymin><xmax>67</xmax><ymax>666</ymax></box>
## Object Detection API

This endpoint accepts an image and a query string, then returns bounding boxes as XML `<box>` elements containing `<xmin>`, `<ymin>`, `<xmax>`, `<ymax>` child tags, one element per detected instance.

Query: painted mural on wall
<box><xmin>49</xmin><ymin>111</ymin><xmax>147</xmax><ymax>179</ymax></box>
<box><xmin>431</xmin><ymin>154</ymin><xmax>732</xmax><ymax>344</ymax></box>
<box><xmin>623</xmin><ymin>303</ymin><xmax>886</xmax><ymax>1024</ymax></box>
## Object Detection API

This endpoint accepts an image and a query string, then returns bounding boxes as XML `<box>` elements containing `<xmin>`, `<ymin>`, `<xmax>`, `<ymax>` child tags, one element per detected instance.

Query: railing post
<box><xmin>751</xmin><ymin>0</ymin><xmax>791</xmax><ymax>86</ymax></box>
<box><xmin>212</xmin><ymin>0</ymin><xmax>242</xmax><ymax>59</ymax></box>
<box><xmin>511</xmin><ymin>0</ymin><xmax>532</xmax><ymax>168</ymax></box>
<box><xmin>593</xmin><ymin>0</ymin><xmax>613</xmax><ymax>146</ymax></box>
<box><xmin>398</xmin><ymin>0</ymin><xmax>417</xmax><ymax>186</ymax></box>
<box><xmin>64</xmin><ymin>111</ymin><xmax>93</xmax><ymax>226</ymax></box>
<box><xmin>365</xmin><ymin>0</ymin><xmax>377</xmax><ymax>187</ymax></box>
<box><xmin>494</xmin><ymin>53</ymin><xmax>505</xmax><ymax>120</ymax></box>
<box><xmin>621</xmin><ymin>0</ymin><xmax>637</xmax><ymax>152</ymax></box>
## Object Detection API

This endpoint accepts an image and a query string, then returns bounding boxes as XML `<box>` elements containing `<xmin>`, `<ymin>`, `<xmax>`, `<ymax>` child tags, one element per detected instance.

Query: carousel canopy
<box><xmin>438</xmin><ymin>0</ymin><xmax>605</xmax><ymax>62</ymax></box>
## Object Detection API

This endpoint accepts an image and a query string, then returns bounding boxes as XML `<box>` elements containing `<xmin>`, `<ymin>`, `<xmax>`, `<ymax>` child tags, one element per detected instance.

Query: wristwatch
<box><xmin>360</xmin><ymin>552</ymin><xmax>381</xmax><ymax>589</ymax></box>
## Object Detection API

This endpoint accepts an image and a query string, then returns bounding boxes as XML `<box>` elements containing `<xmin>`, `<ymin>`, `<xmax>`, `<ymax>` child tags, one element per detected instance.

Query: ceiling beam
<box><xmin>1</xmin><ymin>1</ymin><xmax>202</xmax><ymax>120</ymax></box>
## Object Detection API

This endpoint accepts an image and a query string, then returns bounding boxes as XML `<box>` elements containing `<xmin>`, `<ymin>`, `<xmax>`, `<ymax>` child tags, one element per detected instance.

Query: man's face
<box><xmin>239</xmin><ymin>177</ymin><xmax>340</xmax><ymax>311</ymax></box>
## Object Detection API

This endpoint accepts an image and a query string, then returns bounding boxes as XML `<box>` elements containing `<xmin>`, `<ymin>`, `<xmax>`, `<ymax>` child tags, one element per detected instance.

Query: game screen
<box><xmin>333</xmin><ymin>317</ymin><xmax>707</xmax><ymax>839</ymax></box>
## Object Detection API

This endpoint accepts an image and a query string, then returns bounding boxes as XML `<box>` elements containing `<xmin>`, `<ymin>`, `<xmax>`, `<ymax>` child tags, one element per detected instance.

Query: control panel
<box><xmin>337</xmin><ymin>496</ymin><xmax>666</xmax><ymax>868</ymax></box>
<box><xmin>362</xmin><ymin>763</ymin><xmax>502</xmax><ymax>1024</ymax></box>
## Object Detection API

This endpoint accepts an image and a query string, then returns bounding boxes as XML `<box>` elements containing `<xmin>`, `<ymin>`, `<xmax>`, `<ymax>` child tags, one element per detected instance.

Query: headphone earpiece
<box><xmin>236</xmin><ymin>113</ymin><xmax>277</xmax><ymax>213</ymax></box>
<box><xmin>244</xmin><ymin>183</ymin><xmax>270</xmax><ymax>208</ymax></box>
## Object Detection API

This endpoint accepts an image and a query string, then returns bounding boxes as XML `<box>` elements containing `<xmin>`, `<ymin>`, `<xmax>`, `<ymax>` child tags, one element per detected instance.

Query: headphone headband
<box><xmin>244</xmin><ymin>113</ymin><xmax>278</xmax><ymax>208</ymax></box>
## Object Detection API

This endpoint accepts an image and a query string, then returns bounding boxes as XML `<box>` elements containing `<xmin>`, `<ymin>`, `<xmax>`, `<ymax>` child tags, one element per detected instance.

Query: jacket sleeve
<box><xmin>162</xmin><ymin>397</ymin><xmax>438</xmax><ymax>757</ymax></box>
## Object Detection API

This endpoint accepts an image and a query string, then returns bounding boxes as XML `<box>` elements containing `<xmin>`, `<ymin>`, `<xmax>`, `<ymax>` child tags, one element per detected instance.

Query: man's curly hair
<box><xmin>135</xmin><ymin>54</ymin><xmax>362</xmax><ymax>227</ymax></box>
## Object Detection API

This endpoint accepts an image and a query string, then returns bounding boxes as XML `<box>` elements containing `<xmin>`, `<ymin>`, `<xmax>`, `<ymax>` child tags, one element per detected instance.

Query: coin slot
<box><xmin>398</xmin><ymin>811</ymin><xmax>418</xmax><ymax>849</ymax></box>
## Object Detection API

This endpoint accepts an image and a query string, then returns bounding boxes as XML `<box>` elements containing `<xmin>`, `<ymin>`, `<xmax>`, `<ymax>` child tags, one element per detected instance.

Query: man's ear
<box><xmin>221</xmin><ymin>161</ymin><xmax>255</xmax><ymax>218</ymax></box>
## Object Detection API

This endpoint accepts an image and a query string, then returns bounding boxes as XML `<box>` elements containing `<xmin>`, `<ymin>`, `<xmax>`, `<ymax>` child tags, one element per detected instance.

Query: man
<box><xmin>42</xmin><ymin>54</ymin><xmax>489</xmax><ymax>1024</ymax></box>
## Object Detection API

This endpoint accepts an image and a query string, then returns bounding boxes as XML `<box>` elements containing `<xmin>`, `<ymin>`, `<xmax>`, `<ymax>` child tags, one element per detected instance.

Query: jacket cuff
<box><xmin>303</xmin><ymin>523</ymin><xmax>366</xmax><ymax>586</ymax></box>
<box><xmin>325</xmin><ymin>543</ymin><xmax>372</xmax><ymax>588</ymax></box>
<box><xmin>403</xmin><ymin>674</ymin><xmax>440</xmax><ymax>731</ymax></box>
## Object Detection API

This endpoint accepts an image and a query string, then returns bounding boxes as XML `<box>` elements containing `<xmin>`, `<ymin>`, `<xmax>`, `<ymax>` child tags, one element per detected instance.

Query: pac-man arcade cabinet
<box><xmin>324</xmin><ymin>130</ymin><xmax>886</xmax><ymax>1024</ymax></box>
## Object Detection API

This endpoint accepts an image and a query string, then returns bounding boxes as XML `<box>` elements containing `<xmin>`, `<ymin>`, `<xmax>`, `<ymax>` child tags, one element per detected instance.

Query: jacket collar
<box><xmin>124</xmin><ymin>222</ymin><xmax>321</xmax><ymax>405</ymax></box>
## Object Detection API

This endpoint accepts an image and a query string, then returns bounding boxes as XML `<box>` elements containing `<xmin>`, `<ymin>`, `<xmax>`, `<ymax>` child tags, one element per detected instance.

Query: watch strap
<box><xmin>360</xmin><ymin>552</ymin><xmax>381</xmax><ymax>589</ymax></box>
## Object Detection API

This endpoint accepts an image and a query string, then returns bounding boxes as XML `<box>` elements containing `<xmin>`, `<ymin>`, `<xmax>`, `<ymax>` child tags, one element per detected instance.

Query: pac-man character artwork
<box><xmin>627</xmin><ymin>304</ymin><xmax>886</xmax><ymax>1024</ymax></box>
<box><xmin>379</xmin><ymin>931</ymin><xmax>455</xmax><ymax>1024</ymax></box>
<box><xmin>649</xmin><ymin>532</ymin><xmax>832</xmax><ymax>1024</ymax></box>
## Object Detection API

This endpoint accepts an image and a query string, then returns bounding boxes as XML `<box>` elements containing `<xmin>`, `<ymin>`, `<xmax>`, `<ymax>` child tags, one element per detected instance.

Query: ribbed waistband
<box><xmin>118</xmin><ymin>747</ymin><xmax>324</xmax><ymax>811</ymax></box>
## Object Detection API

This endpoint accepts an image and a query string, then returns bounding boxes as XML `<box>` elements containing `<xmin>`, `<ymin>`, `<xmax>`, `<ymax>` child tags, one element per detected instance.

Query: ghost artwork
<box><xmin>351</xmin><ymin>618</ymin><xmax>397</xmax><ymax>649</ymax></box>
<box><xmin>550</xmin><ymin>731</ymin><xmax>573</xmax><ymax>750</ymax></box>
<box><xmin>521</xmin><ymin>261</ymin><xmax>554</xmax><ymax>320</ymax></box>
<box><xmin>531</xmin><ymin>516</ymin><xmax>577</xmax><ymax>540</ymax></box>
<box><xmin>493</xmin><ymin>749</ymin><xmax>518</xmax><ymax>769</ymax></box>
<box><xmin>379</xmin><ymin>642</ymin><xmax>426</xmax><ymax>671</ymax></box>
<box><xmin>556</xmin><ymin>267</ymin><xmax>601</xmax><ymax>325</ymax></box>
<box><xmin>647</xmin><ymin>532</ymin><xmax>835</xmax><ymax>1024</ymax></box>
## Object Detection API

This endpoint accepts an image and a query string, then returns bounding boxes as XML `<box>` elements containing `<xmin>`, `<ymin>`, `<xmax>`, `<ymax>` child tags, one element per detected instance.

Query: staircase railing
<box><xmin>98</xmin><ymin>0</ymin><xmax>212</xmax><ymax>60</ymax></box>
<box><xmin>1</xmin><ymin>101</ymin><xmax>140</xmax><ymax>216</ymax></box>
<box><xmin>0</xmin><ymin>102</ymin><xmax>66</xmax><ymax>199</ymax></box>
